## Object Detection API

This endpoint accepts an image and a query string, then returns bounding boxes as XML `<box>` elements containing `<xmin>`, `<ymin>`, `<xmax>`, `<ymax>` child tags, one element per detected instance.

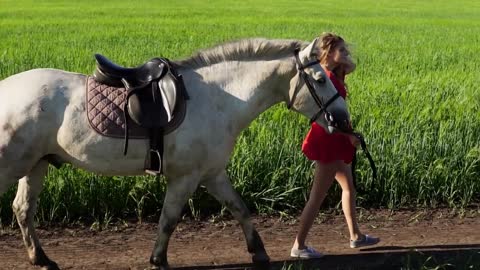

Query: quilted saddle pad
<box><xmin>86</xmin><ymin>76</ymin><xmax>148</xmax><ymax>139</ymax></box>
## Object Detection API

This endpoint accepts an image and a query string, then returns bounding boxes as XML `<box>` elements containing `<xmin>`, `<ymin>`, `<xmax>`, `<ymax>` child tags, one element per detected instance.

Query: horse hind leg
<box><xmin>0</xmin><ymin>172</ymin><xmax>16</xmax><ymax>196</ymax></box>
<box><xmin>0</xmin><ymin>151</ymin><xmax>23</xmax><ymax>197</ymax></box>
<box><xmin>12</xmin><ymin>160</ymin><xmax>59</xmax><ymax>270</ymax></box>
<box><xmin>150</xmin><ymin>173</ymin><xmax>201</xmax><ymax>270</ymax></box>
<box><xmin>204</xmin><ymin>171</ymin><xmax>270</xmax><ymax>268</ymax></box>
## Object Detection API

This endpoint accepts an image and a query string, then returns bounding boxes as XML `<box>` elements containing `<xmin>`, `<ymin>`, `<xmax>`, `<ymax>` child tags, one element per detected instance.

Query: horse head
<box><xmin>288</xmin><ymin>38</ymin><xmax>351</xmax><ymax>134</ymax></box>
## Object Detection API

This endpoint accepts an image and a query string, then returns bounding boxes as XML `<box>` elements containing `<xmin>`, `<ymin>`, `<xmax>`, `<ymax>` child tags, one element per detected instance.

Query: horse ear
<box><xmin>298</xmin><ymin>38</ymin><xmax>320</xmax><ymax>62</ymax></box>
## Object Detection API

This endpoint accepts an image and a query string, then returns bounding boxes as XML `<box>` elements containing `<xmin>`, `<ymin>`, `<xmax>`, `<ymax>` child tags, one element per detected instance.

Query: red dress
<box><xmin>301</xmin><ymin>70</ymin><xmax>355</xmax><ymax>164</ymax></box>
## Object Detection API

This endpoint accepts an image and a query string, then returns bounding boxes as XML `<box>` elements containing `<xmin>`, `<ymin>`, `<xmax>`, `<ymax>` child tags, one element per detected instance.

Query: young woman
<box><xmin>290</xmin><ymin>32</ymin><xmax>380</xmax><ymax>258</ymax></box>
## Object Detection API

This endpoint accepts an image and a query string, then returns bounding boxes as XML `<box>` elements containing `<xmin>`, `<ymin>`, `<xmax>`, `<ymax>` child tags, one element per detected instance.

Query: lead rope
<box><xmin>351</xmin><ymin>132</ymin><xmax>377</xmax><ymax>190</ymax></box>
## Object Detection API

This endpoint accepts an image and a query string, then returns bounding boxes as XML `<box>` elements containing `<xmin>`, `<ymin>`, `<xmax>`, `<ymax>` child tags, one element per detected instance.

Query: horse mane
<box><xmin>174</xmin><ymin>38</ymin><xmax>308</xmax><ymax>69</ymax></box>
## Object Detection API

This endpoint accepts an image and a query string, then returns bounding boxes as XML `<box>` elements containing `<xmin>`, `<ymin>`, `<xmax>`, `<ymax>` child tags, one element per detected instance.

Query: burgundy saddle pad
<box><xmin>86</xmin><ymin>76</ymin><xmax>148</xmax><ymax>139</ymax></box>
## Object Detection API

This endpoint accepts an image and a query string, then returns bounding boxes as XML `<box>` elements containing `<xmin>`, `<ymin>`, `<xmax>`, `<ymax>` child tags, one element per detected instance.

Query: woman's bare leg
<box><xmin>293</xmin><ymin>161</ymin><xmax>338</xmax><ymax>249</ymax></box>
<box><xmin>335</xmin><ymin>162</ymin><xmax>361</xmax><ymax>240</ymax></box>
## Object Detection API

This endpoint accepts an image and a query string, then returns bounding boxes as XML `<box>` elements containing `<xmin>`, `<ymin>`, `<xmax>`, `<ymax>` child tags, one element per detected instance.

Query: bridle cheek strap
<box><xmin>309</xmin><ymin>92</ymin><xmax>341</xmax><ymax>124</ymax></box>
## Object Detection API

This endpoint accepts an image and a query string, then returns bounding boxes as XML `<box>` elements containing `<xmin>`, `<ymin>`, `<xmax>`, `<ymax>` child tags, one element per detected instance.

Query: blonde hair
<box><xmin>317</xmin><ymin>32</ymin><xmax>356</xmax><ymax>78</ymax></box>
<box><xmin>317</xmin><ymin>32</ymin><xmax>345</xmax><ymax>65</ymax></box>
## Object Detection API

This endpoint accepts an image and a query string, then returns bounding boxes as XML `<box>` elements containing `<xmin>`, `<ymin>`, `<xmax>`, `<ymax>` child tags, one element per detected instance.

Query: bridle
<box><xmin>287</xmin><ymin>48</ymin><xmax>342</xmax><ymax>126</ymax></box>
<box><xmin>287</xmin><ymin>49</ymin><xmax>377</xmax><ymax>182</ymax></box>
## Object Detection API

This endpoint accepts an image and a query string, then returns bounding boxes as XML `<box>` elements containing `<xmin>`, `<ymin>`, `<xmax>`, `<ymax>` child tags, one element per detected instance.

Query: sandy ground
<box><xmin>1</xmin><ymin>209</ymin><xmax>479</xmax><ymax>270</ymax></box>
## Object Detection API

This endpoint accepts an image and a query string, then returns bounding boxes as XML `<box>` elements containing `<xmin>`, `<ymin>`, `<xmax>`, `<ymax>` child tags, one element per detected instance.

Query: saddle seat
<box><xmin>94</xmin><ymin>53</ymin><xmax>166</xmax><ymax>88</ymax></box>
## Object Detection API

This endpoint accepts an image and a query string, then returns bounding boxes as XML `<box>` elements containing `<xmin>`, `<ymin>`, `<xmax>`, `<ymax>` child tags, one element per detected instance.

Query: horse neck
<box><xmin>196</xmin><ymin>58</ymin><xmax>296</xmax><ymax>135</ymax></box>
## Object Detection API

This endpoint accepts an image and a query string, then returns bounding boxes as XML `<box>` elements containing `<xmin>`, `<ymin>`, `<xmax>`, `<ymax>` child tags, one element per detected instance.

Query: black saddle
<box><xmin>93</xmin><ymin>54</ymin><xmax>189</xmax><ymax>175</ymax></box>
<box><xmin>94</xmin><ymin>54</ymin><xmax>166</xmax><ymax>88</ymax></box>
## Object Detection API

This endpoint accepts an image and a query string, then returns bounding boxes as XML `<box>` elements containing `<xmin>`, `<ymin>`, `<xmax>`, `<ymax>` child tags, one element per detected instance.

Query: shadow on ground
<box><xmin>175</xmin><ymin>244</ymin><xmax>480</xmax><ymax>270</ymax></box>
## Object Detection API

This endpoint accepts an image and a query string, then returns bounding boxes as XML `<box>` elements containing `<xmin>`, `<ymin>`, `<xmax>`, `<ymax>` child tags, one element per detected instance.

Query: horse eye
<box><xmin>316</xmin><ymin>76</ymin><xmax>325</xmax><ymax>84</ymax></box>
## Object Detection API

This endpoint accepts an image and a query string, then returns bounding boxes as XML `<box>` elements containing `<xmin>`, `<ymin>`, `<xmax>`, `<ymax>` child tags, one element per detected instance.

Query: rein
<box><xmin>351</xmin><ymin>132</ymin><xmax>378</xmax><ymax>189</ymax></box>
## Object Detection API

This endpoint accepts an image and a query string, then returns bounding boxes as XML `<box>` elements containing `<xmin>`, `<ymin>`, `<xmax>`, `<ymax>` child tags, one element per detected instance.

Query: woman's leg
<box><xmin>293</xmin><ymin>161</ymin><xmax>338</xmax><ymax>250</ymax></box>
<box><xmin>335</xmin><ymin>162</ymin><xmax>362</xmax><ymax>241</ymax></box>
<box><xmin>336</xmin><ymin>162</ymin><xmax>380</xmax><ymax>247</ymax></box>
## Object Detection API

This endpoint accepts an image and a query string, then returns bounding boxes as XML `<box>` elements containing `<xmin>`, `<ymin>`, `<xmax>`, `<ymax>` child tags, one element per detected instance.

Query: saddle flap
<box><xmin>127</xmin><ymin>91</ymin><xmax>169</xmax><ymax>128</ymax></box>
<box><xmin>158</xmin><ymin>73</ymin><xmax>178</xmax><ymax>121</ymax></box>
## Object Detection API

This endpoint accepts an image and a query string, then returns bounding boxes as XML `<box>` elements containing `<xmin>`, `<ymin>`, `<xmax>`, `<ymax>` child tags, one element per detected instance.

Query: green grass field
<box><xmin>0</xmin><ymin>0</ymin><xmax>479</xmax><ymax>225</ymax></box>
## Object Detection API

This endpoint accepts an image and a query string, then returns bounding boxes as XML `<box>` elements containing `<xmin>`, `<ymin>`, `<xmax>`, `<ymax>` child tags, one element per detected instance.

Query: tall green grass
<box><xmin>0</xmin><ymin>0</ymin><xmax>479</xmax><ymax>224</ymax></box>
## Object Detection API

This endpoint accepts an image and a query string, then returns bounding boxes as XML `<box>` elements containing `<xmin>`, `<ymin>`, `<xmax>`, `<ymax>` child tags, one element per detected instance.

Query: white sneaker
<box><xmin>290</xmin><ymin>246</ymin><xmax>324</xmax><ymax>258</ymax></box>
<box><xmin>350</xmin><ymin>234</ymin><xmax>380</xmax><ymax>248</ymax></box>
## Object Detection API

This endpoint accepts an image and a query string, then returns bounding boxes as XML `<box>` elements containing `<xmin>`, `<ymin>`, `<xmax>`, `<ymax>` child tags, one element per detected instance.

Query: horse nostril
<box><xmin>325</xmin><ymin>112</ymin><xmax>335</xmax><ymax>123</ymax></box>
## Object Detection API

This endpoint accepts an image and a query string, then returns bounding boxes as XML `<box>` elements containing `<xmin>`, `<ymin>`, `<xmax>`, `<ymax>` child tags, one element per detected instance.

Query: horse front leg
<box><xmin>12</xmin><ymin>160</ymin><xmax>59</xmax><ymax>270</ymax></box>
<box><xmin>204</xmin><ymin>171</ymin><xmax>270</xmax><ymax>269</ymax></box>
<box><xmin>149</xmin><ymin>173</ymin><xmax>200</xmax><ymax>270</ymax></box>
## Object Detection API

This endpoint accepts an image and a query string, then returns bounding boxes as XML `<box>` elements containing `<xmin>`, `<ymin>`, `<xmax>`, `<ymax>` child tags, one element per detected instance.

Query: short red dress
<box><xmin>301</xmin><ymin>70</ymin><xmax>355</xmax><ymax>164</ymax></box>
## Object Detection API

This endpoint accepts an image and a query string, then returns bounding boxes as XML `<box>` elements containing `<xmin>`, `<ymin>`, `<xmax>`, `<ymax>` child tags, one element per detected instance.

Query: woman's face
<box><xmin>329</xmin><ymin>41</ymin><xmax>350</xmax><ymax>65</ymax></box>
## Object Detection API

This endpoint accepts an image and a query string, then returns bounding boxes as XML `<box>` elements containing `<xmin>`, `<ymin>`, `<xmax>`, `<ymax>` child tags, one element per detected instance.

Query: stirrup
<box><xmin>145</xmin><ymin>149</ymin><xmax>162</xmax><ymax>176</ymax></box>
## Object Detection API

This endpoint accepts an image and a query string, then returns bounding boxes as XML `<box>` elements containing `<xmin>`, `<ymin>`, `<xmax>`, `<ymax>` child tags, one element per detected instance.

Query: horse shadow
<box><xmin>174</xmin><ymin>244</ymin><xmax>480</xmax><ymax>270</ymax></box>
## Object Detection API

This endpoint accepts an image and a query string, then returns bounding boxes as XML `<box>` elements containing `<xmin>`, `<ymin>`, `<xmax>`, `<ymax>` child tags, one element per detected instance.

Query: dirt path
<box><xmin>1</xmin><ymin>209</ymin><xmax>479</xmax><ymax>269</ymax></box>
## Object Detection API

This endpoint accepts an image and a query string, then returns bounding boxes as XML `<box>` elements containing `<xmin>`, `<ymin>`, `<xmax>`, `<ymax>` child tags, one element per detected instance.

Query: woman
<box><xmin>290</xmin><ymin>32</ymin><xmax>380</xmax><ymax>258</ymax></box>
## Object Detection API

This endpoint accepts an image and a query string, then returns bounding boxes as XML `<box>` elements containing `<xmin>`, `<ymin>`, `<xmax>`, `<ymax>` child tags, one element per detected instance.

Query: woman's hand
<box><xmin>348</xmin><ymin>133</ymin><xmax>361</xmax><ymax>148</ymax></box>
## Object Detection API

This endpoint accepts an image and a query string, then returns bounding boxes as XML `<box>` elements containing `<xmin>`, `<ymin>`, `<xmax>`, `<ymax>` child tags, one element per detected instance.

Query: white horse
<box><xmin>0</xmin><ymin>37</ymin><xmax>351</xmax><ymax>270</ymax></box>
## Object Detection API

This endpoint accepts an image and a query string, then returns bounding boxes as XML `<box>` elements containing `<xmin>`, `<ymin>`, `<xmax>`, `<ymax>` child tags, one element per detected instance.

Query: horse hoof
<box><xmin>149</xmin><ymin>256</ymin><xmax>169</xmax><ymax>270</ymax></box>
<box><xmin>30</xmin><ymin>246</ymin><xmax>60</xmax><ymax>270</ymax></box>
<box><xmin>253</xmin><ymin>253</ymin><xmax>270</xmax><ymax>262</ymax></box>
<box><xmin>39</xmin><ymin>262</ymin><xmax>60</xmax><ymax>270</ymax></box>
<box><xmin>148</xmin><ymin>266</ymin><xmax>170</xmax><ymax>270</ymax></box>
<box><xmin>252</xmin><ymin>254</ymin><xmax>270</xmax><ymax>270</ymax></box>
<box><xmin>253</xmin><ymin>260</ymin><xmax>271</xmax><ymax>270</ymax></box>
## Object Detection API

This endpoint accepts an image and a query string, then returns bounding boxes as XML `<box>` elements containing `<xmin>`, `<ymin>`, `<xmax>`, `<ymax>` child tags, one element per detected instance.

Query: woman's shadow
<box><xmin>174</xmin><ymin>243</ymin><xmax>480</xmax><ymax>270</ymax></box>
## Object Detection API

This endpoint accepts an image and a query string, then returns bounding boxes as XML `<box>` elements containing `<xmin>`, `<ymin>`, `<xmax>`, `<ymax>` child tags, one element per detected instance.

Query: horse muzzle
<box><xmin>325</xmin><ymin>109</ymin><xmax>352</xmax><ymax>134</ymax></box>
